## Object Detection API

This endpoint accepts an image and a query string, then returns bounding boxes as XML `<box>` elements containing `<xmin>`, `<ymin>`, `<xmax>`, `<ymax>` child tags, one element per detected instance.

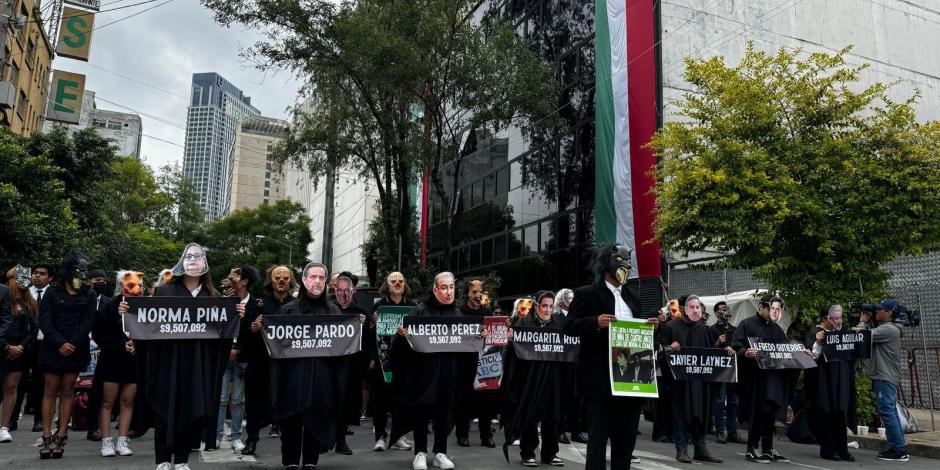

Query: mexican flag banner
<box><xmin>595</xmin><ymin>0</ymin><xmax>661</xmax><ymax>278</ymax></box>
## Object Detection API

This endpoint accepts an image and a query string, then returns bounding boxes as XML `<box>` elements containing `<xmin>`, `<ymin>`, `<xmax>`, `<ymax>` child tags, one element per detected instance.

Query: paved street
<box><xmin>0</xmin><ymin>417</ymin><xmax>932</xmax><ymax>470</ymax></box>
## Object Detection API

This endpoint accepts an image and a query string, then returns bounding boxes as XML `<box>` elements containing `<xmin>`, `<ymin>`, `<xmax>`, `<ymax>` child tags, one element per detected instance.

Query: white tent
<box><xmin>664</xmin><ymin>290</ymin><xmax>794</xmax><ymax>333</ymax></box>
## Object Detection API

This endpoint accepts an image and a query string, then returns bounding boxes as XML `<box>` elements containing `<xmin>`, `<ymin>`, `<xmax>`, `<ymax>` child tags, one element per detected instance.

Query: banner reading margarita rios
<box><xmin>403</xmin><ymin>316</ymin><xmax>484</xmax><ymax>353</ymax></box>
<box><xmin>262</xmin><ymin>314</ymin><xmax>362</xmax><ymax>359</ymax></box>
<box><xmin>125</xmin><ymin>296</ymin><xmax>240</xmax><ymax>340</ymax></box>
<box><xmin>667</xmin><ymin>347</ymin><xmax>737</xmax><ymax>382</ymax></box>
<box><xmin>512</xmin><ymin>326</ymin><xmax>580</xmax><ymax>362</ymax></box>
<box><xmin>749</xmin><ymin>338</ymin><xmax>818</xmax><ymax>370</ymax></box>
<box><xmin>609</xmin><ymin>320</ymin><xmax>658</xmax><ymax>397</ymax></box>
<box><xmin>823</xmin><ymin>330</ymin><xmax>872</xmax><ymax>361</ymax></box>
<box><xmin>376</xmin><ymin>306</ymin><xmax>414</xmax><ymax>382</ymax></box>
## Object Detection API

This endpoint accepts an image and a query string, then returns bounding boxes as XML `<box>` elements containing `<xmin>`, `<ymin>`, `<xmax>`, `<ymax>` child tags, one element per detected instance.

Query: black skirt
<box><xmin>1</xmin><ymin>345</ymin><xmax>30</xmax><ymax>373</ymax></box>
<box><xmin>94</xmin><ymin>349</ymin><xmax>137</xmax><ymax>384</ymax></box>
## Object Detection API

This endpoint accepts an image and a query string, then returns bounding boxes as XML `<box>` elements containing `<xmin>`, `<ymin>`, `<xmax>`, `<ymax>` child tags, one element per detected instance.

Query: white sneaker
<box><xmin>232</xmin><ymin>438</ymin><xmax>245</xmax><ymax>452</ymax></box>
<box><xmin>0</xmin><ymin>427</ymin><xmax>12</xmax><ymax>443</ymax></box>
<box><xmin>392</xmin><ymin>437</ymin><xmax>412</xmax><ymax>450</ymax></box>
<box><xmin>175</xmin><ymin>465</ymin><xmax>192</xmax><ymax>470</ymax></box>
<box><xmin>373</xmin><ymin>438</ymin><xmax>387</xmax><ymax>451</ymax></box>
<box><xmin>116</xmin><ymin>436</ymin><xmax>133</xmax><ymax>456</ymax></box>
<box><xmin>413</xmin><ymin>452</ymin><xmax>428</xmax><ymax>470</ymax></box>
<box><xmin>432</xmin><ymin>453</ymin><xmax>455</xmax><ymax>469</ymax></box>
<box><xmin>156</xmin><ymin>463</ymin><xmax>173</xmax><ymax>470</ymax></box>
<box><xmin>512</xmin><ymin>439</ymin><xmax>520</xmax><ymax>446</ymax></box>
<box><xmin>101</xmin><ymin>436</ymin><xmax>116</xmax><ymax>457</ymax></box>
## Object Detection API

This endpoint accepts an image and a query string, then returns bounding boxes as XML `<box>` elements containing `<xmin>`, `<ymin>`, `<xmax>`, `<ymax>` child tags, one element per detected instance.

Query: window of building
<box><xmin>16</xmin><ymin>91</ymin><xmax>27</xmax><ymax>117</ymax></box>
<box><xmin>8</xmin><ymin>61</ymin><xmax>19</xmax><ymax>84</ymax></box>
<box><xmin>25</xmin><ymin>38</ymin><xmax>35</xmax><ymax>68</ymax></box>
<box><xmin>264</xmin><ymin>180</ymin><xmax>270</xmax><ymax>188</ymax></box>
<box><xmin>264</xmin><ymin>189</ymin><xmax>270</xmax><ymax>197</ymax></box>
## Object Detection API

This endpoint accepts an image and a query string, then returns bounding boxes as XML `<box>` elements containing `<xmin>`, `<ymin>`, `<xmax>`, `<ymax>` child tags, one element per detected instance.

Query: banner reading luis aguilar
<box><xmin>609</xmin><ymin>320</ymin><xmax>658</xmax><ymax>398</ymax></box>
<box><xmin>262</xmin><ymin>314</ymin><xmax>361</xmax><ymax>359</ymax></box>
<box><xmin>403</xmin><ymin>316</ymin><xmax>484</xmax><ymax>353</ymax></box>
<box><xmin>749</xmin><ymin>338</ymin><xmax>817</xmax><ymax>370</ymax></box>
<box><xmin>376</xmin><ymin>306</ymin><xmax>414</xmax><ymax>382</ymax></box>
<box><xmin>823</xmin><ymin>330</ymin><xmax>872</xmax><ymax>361</ymax></box>
<box><xmin>512</xmin><ymin>326</ymin><xmax>580</xmax><ymax>362</ymax></box>
<box><xmin>125</xmin><ymin>296</ymin><xmax>239</xmax><ymax>340</ymax></box>
<box><xmin>667</xmin><ymin>347</ymin><xmax>737</xmax><ymax>382</ymax></box>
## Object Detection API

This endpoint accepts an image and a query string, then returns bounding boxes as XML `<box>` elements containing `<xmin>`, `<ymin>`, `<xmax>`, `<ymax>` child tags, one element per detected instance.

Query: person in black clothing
<box><xmin>455</xmin><ymin>277</ymin><xmax>496</xmax><ymax>448</ymax></box>
<box><xmin>660</xmin><ymin>295</ymin><xmax>724</xmax><ymax>463</ymax></box>
<box><xmin>83</xmin><ymin>268</ymin><xmax>113</xmax><ymax>443</ymax></box>
<box><xmin>503</xmin><ymin>290</ymin><xmax>565</xmax><ymax>467</ymax></box>
<box><xmin>270</xmin><ymin>262</ymin><xmax>344</xmax><ymax>470</ymax></box>
<box><xmin>1</xmin><ymin>265</ymin><xmax>38</xmax><ymax>443</ymax></box>
<box><xmin>332</xmin><ymin>274</ymin><xmax>368</xmax><ymax>455</ymax></box>
<box><xmin>732</xmin><ymin>295</ymin><xmax>794</xmax><ymax>464</ymax></box>
<box><xmin>367</xmin><ymin>271</ymin><xmax>415</xmax><ymax>452</ymax></box>
<box><xmin>563</xmin><ymin>244</ymin><xmax>658</xmax><ymax>470</ymax></box>
<box><xmin>9</xmin><ymin>263</ymin><xmax>54</xmax><ymax>434</ymax></box>
<box><xmin>92</xmin><ymin>271</ymin><xmax>143</xmax><ymax>457</ymax></box>
<box><xmin>708</xmin><ymin>301</ymin><xmax>743</xmax><ymax>444</ymax></box>
<box><xmin>241</xmin><ymin>265</ymin><xmax>295</xmax><ymax>456</ymax></box>
<box><xmin>804</xmin><ymin>305</ymin><xmax>856</xmax><ymax>461</ymax></box>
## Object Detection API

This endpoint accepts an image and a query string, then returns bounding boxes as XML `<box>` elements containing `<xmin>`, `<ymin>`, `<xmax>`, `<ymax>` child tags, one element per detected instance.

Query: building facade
<box><xmin>0</xmin><ymin>0</ymin><xmax>53</xmax><ymax>135</ymax></box>
<box><xmin>229</xmin><ymin>116</ymin><xmax>289</xmax><ymax>211</ymax></box>
<box><xmin>42</xmin><ymin>90</ymin><xmax>143</xmax><ymax>156</ymax></box>
<box><xmin>183</xmin><ymin>72</ymin><xmax>260</xmax><ymax>221</ymax></box>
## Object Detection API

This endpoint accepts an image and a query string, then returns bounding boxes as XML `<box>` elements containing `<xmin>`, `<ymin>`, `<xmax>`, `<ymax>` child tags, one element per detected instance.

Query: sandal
<box><xmin>39</xmin><ymin>435</ymin><xmax>53</xmax><ymax>459</ymax></box>
<box><xmin>51</xmin><ymin>434</ymin><xmax>66</xmax><ymax>459</ymax></box>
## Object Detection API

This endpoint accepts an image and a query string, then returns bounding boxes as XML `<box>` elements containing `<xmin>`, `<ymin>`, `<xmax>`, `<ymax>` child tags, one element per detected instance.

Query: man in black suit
<box><xmin>564</xmin><ymin>244</ymin><xmax>658</xmax><ymax>470</ymax></box>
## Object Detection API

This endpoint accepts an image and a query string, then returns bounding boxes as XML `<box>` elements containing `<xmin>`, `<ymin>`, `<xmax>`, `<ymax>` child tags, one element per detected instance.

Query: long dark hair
<box><xmin>6</xmin><ymin>279</ymin><xmax>38</xmax><ymax>320</ymax></box>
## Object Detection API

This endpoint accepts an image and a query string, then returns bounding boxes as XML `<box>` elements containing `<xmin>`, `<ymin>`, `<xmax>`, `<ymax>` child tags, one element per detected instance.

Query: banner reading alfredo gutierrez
<box><xmin>261</xmin><ymin>314</ymin><xmax>361</xmax><ymax>359</ymax></box>
<box><xmin>404</xmin><ymin>316</ymin><xmax>484</xmax><ymax>353</ymax></box>
<box><xmin>749</xmin><ymin>338</ymin><xmax>817</xmax><ymax>370</ymax></box>
<box><xmin>511</xmin><ymin>326</ymin><xmax>580</xmax><ymax>362</ymax></box>
<box><xmin>609</xmin><ymin>320</ymin><xmax>658</xmax><ymax>397</ymax></box>
<box><xmin>125</xmin><ymin>296</ymin><xmax>240</xmax><ymax>340</ymax></box>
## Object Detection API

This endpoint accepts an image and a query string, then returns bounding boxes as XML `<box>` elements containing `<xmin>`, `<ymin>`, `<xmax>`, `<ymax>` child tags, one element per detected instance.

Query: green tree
<box><xmin>200</xmin><ymin>0</ymin><xmax>558</xmax><ymax>276</ymax></box>
<box><xmin>651</xmin><ymin>44</ymin><xmax>940</xmax><ymax>321</ymax></box>
<box><xmin>154</xmin><ymin>163</ymin><xmax>206</xmax><ymax>241</ymax></box>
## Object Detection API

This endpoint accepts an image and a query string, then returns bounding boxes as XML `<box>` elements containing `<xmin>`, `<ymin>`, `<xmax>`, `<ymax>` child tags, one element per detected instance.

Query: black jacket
<box><xmin>38</xmin><ymin>286</ymin><xmax>96</xmax><ymax>373</ymax></box>
<box><xmin>0</xmin><ymin>284</ymin><xmax>11</xmax><ymax>351</ymax></box>
<box><xmin>2</xmin><ymin>301</ymin><xmax>37</xmax><ymax>348</ymax></box>
<box><xmin>235</xmin><ymin>295</ymin><xmax>265</xmax><ymax>363</ymax></box>
<box><xmin>563</xmin><ymin>280</ymin><xmax>645</xmax><ymax>400</ymax></box>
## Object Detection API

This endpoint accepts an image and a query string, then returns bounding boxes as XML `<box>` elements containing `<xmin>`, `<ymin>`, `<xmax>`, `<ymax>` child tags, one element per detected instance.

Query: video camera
<box><xmin>859</xmin><ymin>302</ymin><xmax>921</xmax><ymax>327</ymax></box>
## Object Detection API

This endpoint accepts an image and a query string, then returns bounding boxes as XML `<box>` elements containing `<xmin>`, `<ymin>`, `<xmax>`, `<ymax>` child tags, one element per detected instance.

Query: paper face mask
<box><xmin>171</xmin><ymin>243</ymin><xmax>208</xmax><ymax>278</ymax></box>
<box><xmin>301</xmin><ymin>262</ymin><xmax>328</xmax><ymax>297</ymax></box>
<box><xmin>271</xmin><ymin>266</ymin><xmax>292</xmax><ymax>293</ymax></box>
<box><xmin>123</xmin><ymin>271</ymin><xmax>145</xmax><ymax>297</ymax></box>
<box><xmin>14</xmin><ymin>265</ymin><xmax>30</xmax><ymax>289</ymax></box>
<box><xmin>515</xmin><ymin>298</ymin><xmax>533</xmax><ymax>317</ymax></box>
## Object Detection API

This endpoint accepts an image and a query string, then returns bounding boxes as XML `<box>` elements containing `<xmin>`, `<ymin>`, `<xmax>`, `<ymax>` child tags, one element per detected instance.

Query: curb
<box><xmin>771</xmin><ymin>423</ymin><xmax>940</xmax><ymax>460</ymax></box>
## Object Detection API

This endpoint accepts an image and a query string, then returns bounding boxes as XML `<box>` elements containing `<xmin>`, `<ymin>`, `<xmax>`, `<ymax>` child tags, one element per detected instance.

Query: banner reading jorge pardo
<box><xmin>262</xmin><ymin>314</ymin><xmax>362</xmax><ymax>359</ymax></box>
<box><xmin>124</xmin><ymin>296</ymin><xmax>240</xmax><ymax>340</ymax></box>
<box><xmin>749</xmin><ymin>338</ymin><xmax>818</xmax><ymax>370</ymax></box>
<box><xmin>403</xmin><ymin>316</ymin><xmax>484</xmax><ymax>353</ymax></box>
<box><xmin>609</xmin><ymin>320</ymin><xmax>658</xmax><ymax>397</ymax></box>
<box><xmin>376</xmin><ymin>305</ymin><xmax>414</xmax><ymax>382</ymax></box>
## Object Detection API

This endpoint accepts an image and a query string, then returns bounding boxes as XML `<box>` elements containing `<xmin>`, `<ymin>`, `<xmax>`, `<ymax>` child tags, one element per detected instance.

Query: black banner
<box><xmin>403</xmin><ymin>316</ymin><xmax>484</xmax><ymax>353</ymax></box>
<box><xmin>125</xmin><ymin>296</ymin><xmax>240</xmax><ymax>340</ymax></box>
<box><xmin>262</xmin><ymin>314</ymin><xmax>362</xmax><ymax>359</ymax></box>
<box><xmin>667</xmin><ymin>347</ymin><xmax>737</xmax><ymax>382</ymax></box>
<box><xmin>823</xmin><ymin>330</ymin><xmax>872</xmax><ymax>361</ymax></box>
<box><xmin>749</xmin><ymin>338</ymin><xmax>818</xmax><ymax>370</ymax></box>
<box><xmin>511</xmin><ymin>326</ymin><xmax>579</xmax><ymax>362</ymax></box>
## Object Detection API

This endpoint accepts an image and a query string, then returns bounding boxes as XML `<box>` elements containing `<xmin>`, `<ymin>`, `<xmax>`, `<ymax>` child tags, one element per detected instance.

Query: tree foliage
<box><xmin>651</xmin><ymin>44</ymin><xmax>940</xmax><ymax>320</ymax></box>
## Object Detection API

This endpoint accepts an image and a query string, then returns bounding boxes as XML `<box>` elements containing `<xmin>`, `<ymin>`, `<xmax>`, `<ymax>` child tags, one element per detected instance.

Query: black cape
<box><xmin>269</xmin><ymin>293</ymin><xmax>343</xmax><ymax>451</ymax></box>
<box><xmin>336</xmin><ymin>299</ymin><xmax>367</xmax><ymax>428</ymax></box>
<box><xmin>660</xmin><ymin>317</ymin><xmax>715</xmax><ymax>436</ymax></box>
<box><xmin>803</xmin><ymin>326</ymin><xmax>857</xmax><ymax>428</ymax></box>
<box><xmin>241</xmin><ymin>294</ymin><xmax>272</xmax><ymax>430</ymax></box>
<box><xmin>501</xmin><ymin>312</ymin><xmax>566</xmax><ymax>462</ymax></box>
<box><xmin>732</xmin><ymin>313</ymin><xmax>797</xmax><ymax>424</ymax></box>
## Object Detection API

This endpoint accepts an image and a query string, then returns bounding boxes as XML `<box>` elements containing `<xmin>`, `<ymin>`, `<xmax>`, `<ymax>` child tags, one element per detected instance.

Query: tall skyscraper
<box><xmin>229</xmin><ymin>116</ymin><xmax>289</xmax><ymax>211</ymax></box>
<box><xmin>183</xmin><ymin>73</ymin><xmax>260</xmax><ymax>221</ymax></box>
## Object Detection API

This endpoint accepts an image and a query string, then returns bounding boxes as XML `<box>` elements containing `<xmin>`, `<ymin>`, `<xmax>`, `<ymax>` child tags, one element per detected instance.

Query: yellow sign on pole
<box><xmin>56</xmin><ymin>7</ymin><xmax>95</xmax><ymax>61</ymax></box>
<box><xmin>46</xmin><ymin>69</ymin><xmax>86</xmax><ymax>124</ymax></box>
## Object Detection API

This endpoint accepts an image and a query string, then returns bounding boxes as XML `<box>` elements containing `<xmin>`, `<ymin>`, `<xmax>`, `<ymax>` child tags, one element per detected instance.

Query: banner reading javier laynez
<box><xmin>749</xmin><ymin>338</ymin><xmax>817</xmax><ymax>370</ymax></box>
<box><xmin>376</xmin><ymin>305</ymin><xmax>414</xmax><ymax>382</ymax></box>
<box><xmin>125</xmin><ymin>296</ymin><xmax>240</xmax><ymax>340</ymax></box>
<box><xmin>667</xmin><ymin>347</ymin><xmax>737</xmax><ymax>382</ymax></box>
<box><xmin>403</xmin><ymin>316</ymin><xmax>484</xmax><ymax>353</ymax></box>
<box><xmin>609</xmin><ymin>319</ymin><xmax>658</xmax><ymax>397</ymax></box>
<box><xmin>262</xmin><ymin>314</ymin><xmax>362</xmax><ymax>359</ymax></box>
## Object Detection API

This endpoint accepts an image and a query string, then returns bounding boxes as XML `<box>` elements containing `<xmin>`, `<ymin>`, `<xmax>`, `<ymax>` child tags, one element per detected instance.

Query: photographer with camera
<box><xmin>857</xmin><ymin>300</ymin><xmax>909</xmax><ymax>462</ymax></box>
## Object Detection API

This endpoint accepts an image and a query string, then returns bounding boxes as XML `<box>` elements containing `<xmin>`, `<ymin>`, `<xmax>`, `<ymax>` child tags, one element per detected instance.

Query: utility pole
<box><xmin>321</xmin><ymin>166</ymin><xmax>336</xmax><ymax>271</ymax></box>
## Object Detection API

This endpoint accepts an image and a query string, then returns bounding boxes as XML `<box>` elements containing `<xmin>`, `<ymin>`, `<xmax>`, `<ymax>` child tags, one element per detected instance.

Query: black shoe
<box><xmin>716</xmin><ymin>431</ymin><xmax>727</xmax><ymax>444</ymax></box>
<box><xmin>242</xmin><ymin>439</ymin><xmax>258</xmax><ymax>455</ymax></box>
<box><xmin>877</xmin><ymin>448</ymin><xmax>909</xmax><ymax>462</ymax></box>
<box><xmin>542</xmin><ymin>456</ymin><xmax>564</xmax><ymax>466</ymax></box>
<box><xmin>457</xmin><ymin>436</ymin><xmax>470</xmax><ymax>447</ymax></box>
<box><xmin>766</xmin><ymin>448</ymin><xmax>789</xmax><ymax>463</ymax></box>
<box><xmin>727</xmin><ymin>432</ymin><xmax>746</xmax><ymax>444</ymax></box>
<box><xmin>745</xmin><ymin>448</ymin><xmax>770</xmax><ymax>464</ymax></box>
<box><xmin>86</xmin><ymin>429</ymin><xmax>101</xmax><ymax>441</ymax></box>
<box><xmin>334</xmin><ymin>440</ymin><xmax>353</xmax><ymax>455</ymax></box>
<box><xmin>557</xmin><ymin>433</ymin><xmax>570</xmax><ymax>444</ymax></box>
<box><xmin>820</xmin><ymin>454</ymin><xmax>841</xmax><ymax>461</ymax></box>
<box><xmin>302</xmin><ymin>465</ymin><xmax>317</xmax><ymax>470</ymax></box>
<box><xmin>269</xmin><ymin>425</ymin><xmax>280</xmax><ymax>438</ymax></box>
<box><xmin>838</xmin><ymin>452</ymin><xmax>855</xmax><ymax>462</ymax></box>
<box><xmin>522</xmin><ymin>457</ymin><xmax>538</xmax><ymax>467</ymax></box>
<box><xmin>571</xmin><ymin>432</ymin><xmax>588</xmax><ymax>444</ymax></box>
<box><xmin>694</xmin><ymin>453</ymin><xmax>724</xmax><ymax>463</ymax></box>
<box><xmin>482</xmin><ymin>436</ymin><xmax>496</xmax><ymax>448</ymax></box>
<box><xmin>284</xmin><ymin>466</ymin><xmax>299</xmax><ymax>470</ymax></box>
<box><xmin>676</xmin><ymin>451</ymin><xmax>692</xmax><ymax>463</ymax></box>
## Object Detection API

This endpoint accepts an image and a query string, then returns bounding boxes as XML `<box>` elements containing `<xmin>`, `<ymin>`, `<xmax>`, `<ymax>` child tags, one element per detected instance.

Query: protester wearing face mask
<box><xmin>455</xmin><ymin>278</ymin><xmax>496</xmax><ymax>449</ymax></box>
<box><xmin>83</xmin><ymin>268</ymin><xmax>113</xmax><ymax>442</ymax></box>
<box><xmin>331</xmin><ymin>273</ymin><xmax>368</xmax><ymax>456</ymax></box>
<box><xmin>37</xmin><ymin>250</ymin><xmax>97</xmax><ymax>459</ymax></box>
<box><xmin>0</xmin><ymin>265</ymin><xmax>38</xmax><ymax>444</ymax></box>
<box><xmin>707</xmin><ymin>302</ymin><xmax>743</xmax><ymax>444</ymax></box>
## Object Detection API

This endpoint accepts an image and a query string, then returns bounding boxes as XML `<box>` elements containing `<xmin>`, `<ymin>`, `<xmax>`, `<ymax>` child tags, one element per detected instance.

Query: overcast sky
<box><xmin>57</xmin><ymin>0</ymin><xmax>301</xmax><ymax>169</ymax></box>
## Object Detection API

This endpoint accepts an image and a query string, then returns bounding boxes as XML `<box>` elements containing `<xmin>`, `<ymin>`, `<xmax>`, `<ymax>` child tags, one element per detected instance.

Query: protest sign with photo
<box><xmin>262</xmin><ymin>314</ymin><xmax>362</xmax><ymax>359</ymax></box>
<box><xmin>375</xmin><ymin>305</ymin><xmax>414</xmax><ymax>382</ymax></box>
<box><xmin>609</xmin><ymin>320</ymin><xmax>658</xmax><ymax>397</ymax></box>
<box><xmin>474</xmin><ymin>345</ymin><xmax>504</xmax><ymax>390</ymax></box>
<box><xmin>822</xmin><ymin>329</ymin><xmax>872</xmax><ymax>361</ymax></box>
<box><xmin>749</xmin><ymin>337</ymin><xmax>818</xmax><ymax>369</ymax></box>
<box><xmin>485</xmin><ymin>316</ymin><xmax>509</xmax><ymax>346</ymax></box>
<box><xmin>403</xmin><ymin>316</ymin><xmax>484</xmax><ymax>353</ymax></box>
<box><xmin>511</xmin><ymin>326</ymin><xmax>579</xmax><ymax>362</ymax></box>
<box><xmin>124</xmin><ymin>296</ymin><xmax>240</xmax><ymax>340</ymax></box>
<box><xmin>667</xmin><ymin>347</ymin><xmax>737</xmax><ymax>382</ymax></box>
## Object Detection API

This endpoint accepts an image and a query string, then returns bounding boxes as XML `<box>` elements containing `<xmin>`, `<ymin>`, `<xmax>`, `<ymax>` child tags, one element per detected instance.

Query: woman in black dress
<box><xmin>1</xmin><ymin>265</ymin><xmax>39</xmax><ymax>444</ymax></box>
<box><xmin>37</xmin><ymin>251</ymin><xmax>96</xmax><ymax>459</ymax></box>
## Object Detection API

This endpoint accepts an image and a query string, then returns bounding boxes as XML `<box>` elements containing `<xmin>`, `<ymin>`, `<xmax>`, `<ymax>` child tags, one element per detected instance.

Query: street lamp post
<box><xmin>256</xmin><ymin>235</ymin><xmax>293</xmax><ymax>267</ymax></box>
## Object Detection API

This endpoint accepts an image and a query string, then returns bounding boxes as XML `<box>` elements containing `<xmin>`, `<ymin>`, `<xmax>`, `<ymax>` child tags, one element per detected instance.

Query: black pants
<box><xmin>412</xmin><ymin>405</ymin><xmax>450</xmax><ymax>455</ymax></box>
<box><xmin>154</xmin><ymin>418</ymin><xmax>201</xmax><ymax>464</ymax></box>
<box><xmin>279</xmin><ymin>414</ymin><xmax>320</xmax><ymax>467</ymax></box>
<box><xmin>585</xmin><ymin>397</ymin><xmax>642</xmax><ymax>470</ymax></box>
<box><xmin>455</xmin><ymin>390</ymin><xmax>496</xmax><ymax>441</ymax></box>
<box><xmin>815</xmin><ymin>410</ymin><xmax>848</xmax><ymax>457</ymax></box>
<box><xmin>370</xmin><ymin>372</ymin><xmax>399</xmax><ymax>441</ymax></box>
<box><xmin>747</xmin><ymin>407</ymin><xmax>777</xmax><ymax>452</ymax></box>
<box><xmin>521</xmin><ymin>421</ymin><xmax>558</xmax><ymax>461</ymax></box>
<box><xmin>244</xmin><ymin>360</ymin><xmax>270</xmax><ymax>442</ymax></box>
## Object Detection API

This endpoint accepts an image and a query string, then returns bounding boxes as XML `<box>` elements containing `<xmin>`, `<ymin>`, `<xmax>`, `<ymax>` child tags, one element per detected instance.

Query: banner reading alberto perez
<box><xmin>262</xmin><ymin>314</ymin><xmax>362</xmax><ymax>359</ymax></box>
<box><xmin>125</xmin><ymin>296</ymin><xmax>240</xmax><ymax>340</ymax></box>
<box><xmin>511</xmin><ymin>326</ymin><xmax>580</xmax><ymax>362</ymax></box>
<box><xmin>404</xmin><ymin>316</ymin><xmax>484</xmax><ymax>353</ymax></box>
